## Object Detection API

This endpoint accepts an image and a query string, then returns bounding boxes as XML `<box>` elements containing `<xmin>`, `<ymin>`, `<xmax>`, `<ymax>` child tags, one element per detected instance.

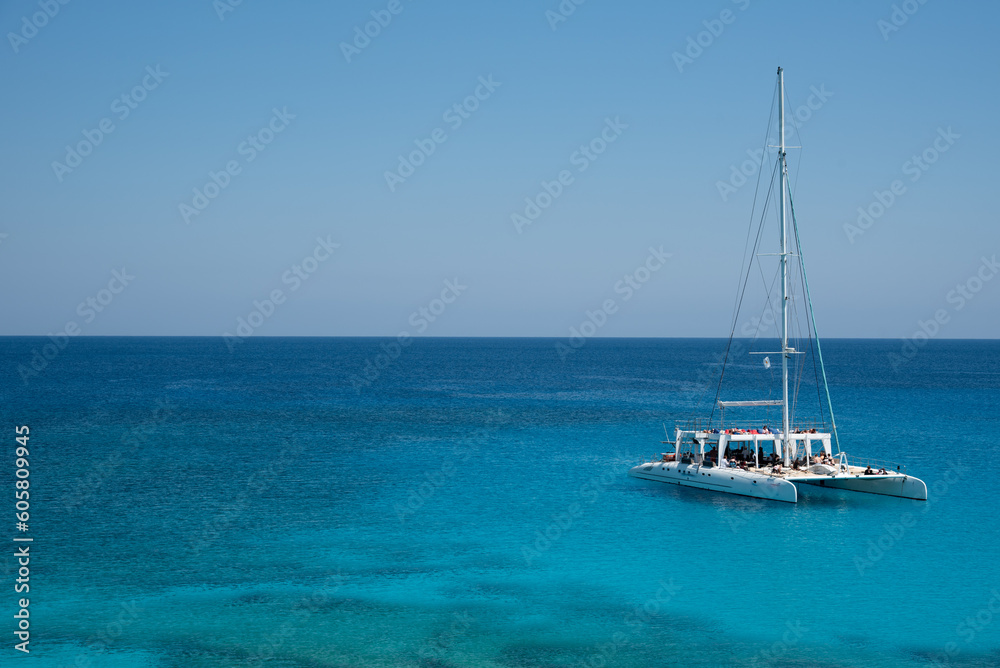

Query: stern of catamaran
<box><xmin>789</xmin><ymin>451</ymin><xmax>928</xmax><ymax>500</ymax></box>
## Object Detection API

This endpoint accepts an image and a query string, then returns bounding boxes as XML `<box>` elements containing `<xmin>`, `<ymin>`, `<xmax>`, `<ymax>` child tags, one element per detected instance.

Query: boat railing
<box><xmin>787</xmin><ymin>420</ymin><xmax>830</xmax><ymax>432</ymax></box>
<box><xmin>679</xmin><ymin>418</ymin><xmax>707</xmax><ymax>433</ymax></box>
<box><xmin>642</xmin><ymin>452</ymin><xmax>694</xmax><ymax>465</ymax></box>
<box><xmin>682</xmin><ymin>420</ymin><xmax>833</xmax><ymax>434</ymax></box>
<box><xmin>839</xmin><ymin>453</ymin><xmax>908</xmax><ymax>475</ymax></box>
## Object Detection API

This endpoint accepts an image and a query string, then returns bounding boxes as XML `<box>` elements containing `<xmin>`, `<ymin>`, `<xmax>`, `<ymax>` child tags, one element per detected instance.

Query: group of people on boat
<box><xmin>667</xmin><ymin>426</ymin><xmax>849</xmax><ymax>478</ymax></box>
<box><xmin>811</xmin><ymin>453</ymin><xmax>837</xmax><ymax>466</ymax></box>
<box><xmin>681</xmin><ymin>444</ymin><xmax>803</xmax><ymax>474</ymax></box>
<box><xmin>712</xmin><ymin>446</ymin><xmax>782</xmax><ymax>473</ymax></box>
<box><xmin>864</xmin><ymin>465</ymin><xmax>891</xmax><ymax>476</ymax></box>
<box><xmin>716</xmin><ymin>449</ymin><xmax>839</xmax><ymax>476</ymax></box>
<box><xmin>706</xmin><ymin>427</ymin><xmax>824</xmax><ymax>436</ymax></box>
<box><xmin>718</xmin><ymin>445</ymin><xmax>762</xmax><ymax>467</ymax></box>
<box><xmin>708</xmin><ymin>426</ymin><xmax>773</xmax><ymax>435</ymax></box>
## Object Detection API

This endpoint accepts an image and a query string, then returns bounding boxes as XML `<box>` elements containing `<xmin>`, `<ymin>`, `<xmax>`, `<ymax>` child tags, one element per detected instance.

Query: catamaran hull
<box><xmin>792</xmin><ymin>474</ymin><xmax>927</xmax><ymax>500</ymax></box>
<box><xmin>628</xmin><ymin>462</ymin><xmax>798</xmax><ymax>503</ymax></box>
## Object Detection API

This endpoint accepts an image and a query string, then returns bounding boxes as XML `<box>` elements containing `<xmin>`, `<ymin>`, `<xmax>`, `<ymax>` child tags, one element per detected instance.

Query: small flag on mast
<box><xmin>763</xmin><ymin>356</ymin><xmax>771</xmax><ymax>369</ymax></box>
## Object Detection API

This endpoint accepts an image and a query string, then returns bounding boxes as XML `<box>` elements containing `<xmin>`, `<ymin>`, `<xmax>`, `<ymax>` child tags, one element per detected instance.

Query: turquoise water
<box><xmin>2</xmin><ymin>337</ymin><xmax>999</xmax><ymax>667</ymax></box>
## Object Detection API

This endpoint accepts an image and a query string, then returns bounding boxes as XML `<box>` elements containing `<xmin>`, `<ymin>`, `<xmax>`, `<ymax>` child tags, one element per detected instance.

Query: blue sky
<box><xmin>1</xmin><ymin>0</ymin><xmax>997</xmax><ymax>338</ymax></box>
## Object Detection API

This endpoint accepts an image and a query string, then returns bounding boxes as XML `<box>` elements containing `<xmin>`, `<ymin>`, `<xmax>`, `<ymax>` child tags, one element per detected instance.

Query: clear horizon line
<box><xmin>0</xmin><ymin>334</ymin><xmax>997</xmax><ymax>341</ymax></box>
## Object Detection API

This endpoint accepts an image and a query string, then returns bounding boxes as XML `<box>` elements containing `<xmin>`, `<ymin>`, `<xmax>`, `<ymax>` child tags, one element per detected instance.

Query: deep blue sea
<box><xmin>2</xmin><ymin>337</ymin><xmax>999</xmax><ymax>667</ymax></box>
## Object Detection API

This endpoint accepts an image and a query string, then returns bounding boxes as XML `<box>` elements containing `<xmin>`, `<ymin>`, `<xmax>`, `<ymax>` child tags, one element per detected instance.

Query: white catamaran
<box><xmin>629</xmin><ymin>68</ymin><xmax>927</xmax><ymax>504</ymax></box>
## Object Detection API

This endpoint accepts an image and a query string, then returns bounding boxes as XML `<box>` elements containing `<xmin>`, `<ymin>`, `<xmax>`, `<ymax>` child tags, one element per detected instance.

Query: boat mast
<box><xmin>778</xmin><ymin>67</ymin><xmax>791</xmax><ymax>464</ymax></box>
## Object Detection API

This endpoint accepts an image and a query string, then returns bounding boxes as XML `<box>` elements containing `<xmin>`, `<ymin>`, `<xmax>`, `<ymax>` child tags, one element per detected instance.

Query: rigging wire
<box><xmin>708</xmin><ymin>159</ymin><xmax>780</xmax><ymax>426</ymax></box>
<box><xmin>688</xmin><ymin>77</ymin><xmax>778</xmax><ymax>430</ymax></box>
<box><xmin>795</xmin><ymin>215</ymin><xmax>827</xmax><ymax>430</ymax></box>
<box><xmin>726</xmin><ymin>77</ymin><xmax>780</xmax><ymax>338</ymax></box>
<box><xmin>696</xmin><ymin>71</ymin><xmax>832</xmax><ymax>444</ymax></box>
<box><xmin>748</xmin><ymin>264</ymin><xmax>781</xmax><ymax>425</ymax></box>
<box><xmin>788</xmin><ymin>97</ymin><xmax>804</xmax><ymax>203</ymax></box>
<box><xmin>750</xmin><ymin>265</ymin><xmax>781</xmax><ymax>349</ymax></box>
<box><xmin>788</xmin><ymin>187</ymin><xmax>841</xmax><ymax>452</ymax></box>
